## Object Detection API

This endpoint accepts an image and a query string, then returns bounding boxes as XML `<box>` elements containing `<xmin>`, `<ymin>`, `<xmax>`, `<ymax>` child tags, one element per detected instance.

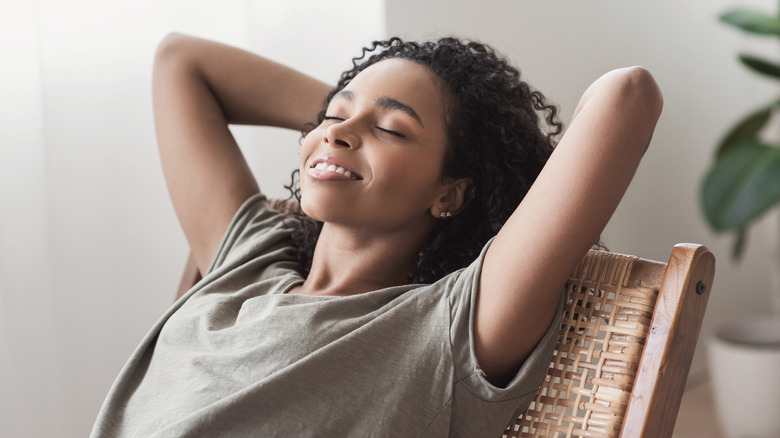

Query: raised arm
<box><xmin>153</xmin><ymin>34</ymin><xmax>331</xmax><ymax>274</ymax></box>
<box><xmin>475</xmin><ymin>67</ymin><xmax>663</xmax><ymax>386</ymax></box>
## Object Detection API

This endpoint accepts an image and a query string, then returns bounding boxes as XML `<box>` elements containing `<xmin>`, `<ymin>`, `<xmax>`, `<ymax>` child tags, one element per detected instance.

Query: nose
<box><xmin>324</xmin><ymin>121</ymin><xmax>361</xmax><ymax>150</ymax></box>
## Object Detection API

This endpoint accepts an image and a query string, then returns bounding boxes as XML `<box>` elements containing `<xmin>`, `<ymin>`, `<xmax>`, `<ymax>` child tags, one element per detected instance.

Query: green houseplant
<box><xmin>701</xmin><ymin>5</ymin><xmax>780</xmax><ymax>438</ymax></box>
<box><xmin>700</xmin><ymin>5</ymin><xmax>780</xmax><ymax>258</ymax></box>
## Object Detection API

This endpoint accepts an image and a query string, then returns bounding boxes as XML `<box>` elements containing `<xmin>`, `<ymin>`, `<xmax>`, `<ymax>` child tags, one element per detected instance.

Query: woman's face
<box><xmin>299</xmin><ymin>58</ymin><xmax>452</xmax><ymax>236</ymax></box>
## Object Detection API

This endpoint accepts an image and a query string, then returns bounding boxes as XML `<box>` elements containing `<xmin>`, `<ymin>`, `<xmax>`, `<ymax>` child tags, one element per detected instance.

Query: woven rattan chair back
<box><xmin>508</xmin><ymin>250</ymin><xmax>652</xmax><ymax>437</ymax></box>
<box><xmin>506</xmin><ymin>245</ymin><xmax>714</xmax><ymax>438</ymax></box>
<box><xmin>175</xmin><ymin>199</ymin><xmax>715</xmax><ymax>438</ymax></box>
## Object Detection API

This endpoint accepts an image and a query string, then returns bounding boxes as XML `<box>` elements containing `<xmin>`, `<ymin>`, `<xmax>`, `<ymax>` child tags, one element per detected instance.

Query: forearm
<box><xmin>151</xmin><ymin>33</ymin><xmax>334</xmax><ymax>272</ymax></box>
<box><xmin>154</xmin><ymin>33</ymin><xmax>331</xmax><ymax>130</ymax></box>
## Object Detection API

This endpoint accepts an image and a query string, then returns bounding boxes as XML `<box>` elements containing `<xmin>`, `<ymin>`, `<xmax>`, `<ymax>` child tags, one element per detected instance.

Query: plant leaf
<box><xmin>739</xmin><ymin>54</ymin><xmax>780</xmax><ymax>79</ymax></box>
<box><xmin>732</xmin><ymin>228</ymin><xmax>747</xmax><ymax>260</ymax></box>
<box><xmin>716</xmin><ymin>102</ymin><xmax>778</xmax><ymax>158</ymax></box>
<box><xmin>701</xmin><ymin>141</ymin><xmax>780</xmax><ymax>231</ymax></box>
<box><xmin>720</xmin><ymin>8</ymin><xmax>780</xmax><ymax>36</ymax></box>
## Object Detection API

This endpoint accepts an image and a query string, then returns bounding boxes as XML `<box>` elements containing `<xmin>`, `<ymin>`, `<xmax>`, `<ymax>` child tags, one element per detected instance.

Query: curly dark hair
<box><xmin>286</xmin><ymin>36</ymin><xmax>563</xmax><ymax>284</ymax></box>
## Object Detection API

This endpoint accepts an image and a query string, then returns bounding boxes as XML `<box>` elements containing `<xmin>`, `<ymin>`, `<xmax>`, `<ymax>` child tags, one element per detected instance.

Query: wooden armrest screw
<box><xmin>696</xmin><ymin>281</ymin><xmax>706</xmax><ymax>295</ymax></box>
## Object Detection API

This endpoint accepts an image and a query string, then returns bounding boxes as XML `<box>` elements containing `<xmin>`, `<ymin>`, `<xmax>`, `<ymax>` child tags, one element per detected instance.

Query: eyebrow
<box><xmin>332</xmin><ymin>90</ymin><xmax>424</xmax><ymax>127</ymax></box>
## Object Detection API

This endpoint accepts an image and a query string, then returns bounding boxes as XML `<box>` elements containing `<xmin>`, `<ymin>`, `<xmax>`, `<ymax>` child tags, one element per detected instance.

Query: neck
<box><xmin>292</xmin><ymin>222</ymin><xmax>434</xmax><ymax>296</ymax></box>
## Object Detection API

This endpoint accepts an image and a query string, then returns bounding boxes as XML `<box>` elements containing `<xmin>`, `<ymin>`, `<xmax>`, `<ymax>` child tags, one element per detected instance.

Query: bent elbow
<box><xmin>616</xmin><ymin>66</ymin><xmax>663</xmax><ymax>155</ymax></box>
<box><xmin>153</xmin><ymin>33</ymin><xmax>196</xmax><ymax>71</ymax></box>
<box><xmin>623</xmin><ymin>66</ymin><xmax>664</xmax><ymax>119</ymax></box>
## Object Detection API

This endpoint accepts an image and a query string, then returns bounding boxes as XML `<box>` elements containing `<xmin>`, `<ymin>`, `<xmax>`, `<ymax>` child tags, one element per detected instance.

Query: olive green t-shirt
<box><xmin>91</xmin><ymin>194</ymin><xmax>562</xmax><ymax>437</ymax></box>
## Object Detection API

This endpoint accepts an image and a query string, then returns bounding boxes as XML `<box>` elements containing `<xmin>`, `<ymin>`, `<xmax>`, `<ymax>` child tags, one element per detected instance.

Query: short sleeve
<box><xmin>445</xmin><ymin>238</ymin><xmax>563</xmax><ymax>436</ymax></box>
<box><xmin>206</xmin><ymin>193</ymin><xmax>299</xmax><ymax>277</ymax></box>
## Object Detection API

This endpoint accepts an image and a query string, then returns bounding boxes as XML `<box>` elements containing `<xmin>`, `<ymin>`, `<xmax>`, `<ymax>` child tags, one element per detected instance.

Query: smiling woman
<box><xmin>90</xmin><ymin>33</ymin><xmax>661</xmax><ymax>437</ymax></box>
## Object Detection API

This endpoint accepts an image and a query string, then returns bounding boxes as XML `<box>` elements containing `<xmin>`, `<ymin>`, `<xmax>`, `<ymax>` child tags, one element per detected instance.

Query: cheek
<box><xmin>372</xmin><ymin>151</ymin><xmax>443</xmax><ymax>199</ymax></box>
<box><xmin>299</xmin><ymin>133</ymin><xmax>319</xmax><ymax>170</ymax></box>
<box><xmin>297</xmin><ymin>137</ymin><xmax>315</xmax><ymax>199</ymax></box>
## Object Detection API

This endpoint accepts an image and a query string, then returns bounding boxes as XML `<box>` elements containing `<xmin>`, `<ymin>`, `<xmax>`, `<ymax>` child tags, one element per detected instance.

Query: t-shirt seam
<box><xmin>453</xmin><ymin>369</ymin><xmax>541</xmax><ymax>403</ymax></box>
<box><xmin>418</xmin><ymin>396</ymin><xmax>453</xmax><ymax>437</ymax></box>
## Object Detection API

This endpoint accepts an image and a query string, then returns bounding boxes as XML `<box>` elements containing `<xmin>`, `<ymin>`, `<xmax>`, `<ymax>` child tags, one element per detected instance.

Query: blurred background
<box><xmin>1</xmin><ymin>0</ymin><xmax>777</xmax><ymax>436</ymax></box>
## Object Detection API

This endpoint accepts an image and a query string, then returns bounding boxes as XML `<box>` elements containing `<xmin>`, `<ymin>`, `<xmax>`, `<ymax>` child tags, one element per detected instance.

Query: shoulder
<box><xmin>207</xmin><ymin>194</ymin><xmax>300</xmax><ymax>275</ymax></box>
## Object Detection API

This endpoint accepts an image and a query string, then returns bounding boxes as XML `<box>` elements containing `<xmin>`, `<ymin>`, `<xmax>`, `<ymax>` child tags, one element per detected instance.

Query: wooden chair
<box><xmin>507</xmin><ymin>244</ymin><xmax>714</xmax><ymax>437</ymax></box>
<box><xmin>175</xmin><ymin>199</ymin><xmax>716</xmax><ymax>438</ymax></box>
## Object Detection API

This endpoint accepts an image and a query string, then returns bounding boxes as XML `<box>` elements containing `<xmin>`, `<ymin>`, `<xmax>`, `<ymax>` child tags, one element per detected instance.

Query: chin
<box><xmin>301</xmin><ymin>193</ymin><xmax>365</xmax><ymax>227</ymax></box>
<box><xmin>298</xmin><ymin>195</ymin><xmax>319</xmax><ymax>220</ymax></box>
<box><xmin>299</xmin><ymin>192</ymin><xmax>335</xmax><ymax>223</ymax></box>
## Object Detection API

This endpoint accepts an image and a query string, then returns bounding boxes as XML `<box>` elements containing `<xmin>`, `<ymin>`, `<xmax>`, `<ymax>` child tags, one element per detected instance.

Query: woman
<box><xmin>92</xmin><ymin>35</ymin><xmax>662</xmax><ymax>437</ymax></box>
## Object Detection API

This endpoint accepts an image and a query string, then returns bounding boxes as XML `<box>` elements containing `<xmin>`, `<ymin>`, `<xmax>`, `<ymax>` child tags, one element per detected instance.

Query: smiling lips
<box><xmin>308</xmin><ymin>157</ymin><xmax>363</xmax><ymax>181</ymax></box>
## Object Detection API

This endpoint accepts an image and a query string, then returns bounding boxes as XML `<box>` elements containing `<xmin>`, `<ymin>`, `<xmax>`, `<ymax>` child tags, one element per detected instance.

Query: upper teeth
<box><xmin>315</xmin><ymin>162</ymin><xmax>353</xmax><ymax>178</ymax></box>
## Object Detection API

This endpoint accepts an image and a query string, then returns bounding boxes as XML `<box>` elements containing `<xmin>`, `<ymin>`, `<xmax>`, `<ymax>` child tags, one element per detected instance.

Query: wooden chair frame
<box><xmin>507</xmin><ymin>244</ymin><xmax>714</xmax><ymax>437</ymax></box>
<box><xmin>175</xmin><ymin>200</ymin><xmax>715</xmax><ymax>438</ymax></box>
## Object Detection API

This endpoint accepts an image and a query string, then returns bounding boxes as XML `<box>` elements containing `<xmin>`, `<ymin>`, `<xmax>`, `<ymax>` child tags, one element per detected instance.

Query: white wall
<box><xmin>0</xmin><ymin>3</ymin><xmax>59</xmax><ymax>436</ymax></box>
<box><xmin>0</xmin><ymin>1</ymin><xmax>384</xmax><ymax>436</ymax></box>
<box><xmin>385</xmin><ymin>0</ymin><xmax>779</xmax><ymax>382</ymax></box>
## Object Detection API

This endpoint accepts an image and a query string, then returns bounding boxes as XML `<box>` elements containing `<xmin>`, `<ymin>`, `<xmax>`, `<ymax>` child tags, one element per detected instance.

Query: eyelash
<box><xmin>323</xmin><ymin>116</ymin><xmax>405</xmax><ymax>139</ymax></box>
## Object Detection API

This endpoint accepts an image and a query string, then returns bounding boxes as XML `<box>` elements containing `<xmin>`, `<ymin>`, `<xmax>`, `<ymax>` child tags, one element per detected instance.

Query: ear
<box><xmin>430</xmin><ymin>178</ymin><xmax>474</xmax><ymax>220</ymax></box>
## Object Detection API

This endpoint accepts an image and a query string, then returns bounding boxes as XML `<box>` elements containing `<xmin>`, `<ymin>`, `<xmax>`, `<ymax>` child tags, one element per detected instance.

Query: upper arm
<box><xmin>153</xmin><ymin>35</ymin><xmax>260</xmax><ymax>274</ymax></box>
<box><xmin>474</xmin><ymin>67</ymin><xmax>663</xmax><ymax>386</ymax></box>
<box><xmin>153</xmin><ymin>34</ymin><xmax>330</xmax><ymax>274</ymax></box>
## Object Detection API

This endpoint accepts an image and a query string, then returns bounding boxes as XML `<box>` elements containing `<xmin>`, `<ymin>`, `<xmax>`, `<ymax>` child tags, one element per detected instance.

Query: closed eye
<box><xmin>323</xmin><ymin>115</ymin><xmax>345</xmax><ymax>122</ymax></box>
<box><xmin>376</xmin><ymin>127</ymin><xmax>405</xmax><ymax>138</ymax></box>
